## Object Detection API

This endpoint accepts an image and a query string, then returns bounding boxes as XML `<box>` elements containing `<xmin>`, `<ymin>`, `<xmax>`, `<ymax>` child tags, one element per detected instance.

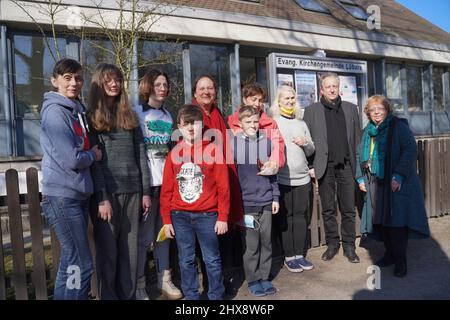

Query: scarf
<box><xmin>360</xmin><ymin>113</ymin><xmax>394</xmax><ymax>179</ymax></box>
<box><xmin>192</xmin><ymin>99</ymin><xmax>244</xmax><ymax>226</ymax></box>
<box><xmin>321</xmin><ymin>96</ymin><xmax>349</xmax><ymax>166</ymax></box>
<box><xmin>280</xmin><ymin>106</ymin><xmax>295</xmax><ymax>117</ymax></box>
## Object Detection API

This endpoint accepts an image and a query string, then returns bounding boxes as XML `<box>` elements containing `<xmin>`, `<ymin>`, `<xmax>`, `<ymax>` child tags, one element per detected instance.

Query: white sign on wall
<box><xmin>275</xmin><ymin>56</ymin><xmax>366</xmax><ymax>73</ymax></box>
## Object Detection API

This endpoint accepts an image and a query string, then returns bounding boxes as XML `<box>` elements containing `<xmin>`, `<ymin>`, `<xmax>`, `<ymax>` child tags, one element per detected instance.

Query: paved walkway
<box><xmin>232</xmin><ymin>214</ymin><xmax>450</xmax><ymax>300</ymax></box>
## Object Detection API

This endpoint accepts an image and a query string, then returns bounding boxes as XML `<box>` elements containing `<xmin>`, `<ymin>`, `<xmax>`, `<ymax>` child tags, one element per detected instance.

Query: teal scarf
<box><xmin>360</xmin><ymin>114</ymin><xmax>394</xmax><ymax>179</ymax></box>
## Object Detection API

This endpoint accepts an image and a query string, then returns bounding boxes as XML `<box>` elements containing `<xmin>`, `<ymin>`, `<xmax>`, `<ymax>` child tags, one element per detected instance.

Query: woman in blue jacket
<box><xmin>357</xmin><ymin>95</ymin><xmax>429</xmax><ymax>278</ymax></box>
<box><xmin>40</xmin><ymin>58</ymin><xmax>102</xmax><ymax>299</ymax></box>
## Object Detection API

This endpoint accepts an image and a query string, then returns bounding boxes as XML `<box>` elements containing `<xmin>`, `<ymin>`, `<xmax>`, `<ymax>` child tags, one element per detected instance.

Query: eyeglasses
<box><xmin>368</xmin><ymin>106</ymin><xmax>385</xmax><ymax>113</ymax></box>
<box><xmin>154</xmin><ymin>83</ymin><xmax>168</xmax><ymax>89</ymax></box>
<box><xmin>105</xmin><ymin>78</ymin><xmax>122</xmax><ymax>85</ymax></box>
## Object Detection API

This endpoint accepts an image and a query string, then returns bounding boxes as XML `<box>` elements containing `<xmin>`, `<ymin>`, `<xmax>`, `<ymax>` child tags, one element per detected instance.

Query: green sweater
<box><xmin>91</xmin><ymin>127</ymin><xmax>151</xmax><ymax>202</ymax></box>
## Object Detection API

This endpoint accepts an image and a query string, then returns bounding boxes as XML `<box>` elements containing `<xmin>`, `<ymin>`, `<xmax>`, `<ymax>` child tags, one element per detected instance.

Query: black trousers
<box><xmin>318</xmin><ymin>162</ymin><xmax>356</xmax><ymax>248</ymax></box>
<box><xmin>382</xmin><ymin>226</ymin><xmax>408</xmax><ymax>266</ymax></box>
<box><xmin>276</xmin><ymin>183</ymin><xmax>311</xmax><ymax>257</ymax></box>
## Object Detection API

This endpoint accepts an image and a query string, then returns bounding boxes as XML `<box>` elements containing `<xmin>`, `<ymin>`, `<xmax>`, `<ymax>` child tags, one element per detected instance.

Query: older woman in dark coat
<box><xmin>356</xmin><ymin>95</ymin><xmax>429</xmax><ymax>278</ymax></box>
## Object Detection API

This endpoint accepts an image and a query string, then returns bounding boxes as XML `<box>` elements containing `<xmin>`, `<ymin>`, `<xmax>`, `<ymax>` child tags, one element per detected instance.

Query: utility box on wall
<box><xmin>267</xmin><ymin>53</ymin><xmax>369</xmax><ymax>126</ymax></box>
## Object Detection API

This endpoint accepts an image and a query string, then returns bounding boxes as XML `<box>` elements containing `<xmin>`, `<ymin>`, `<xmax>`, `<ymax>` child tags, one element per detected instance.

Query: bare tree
<box><xmin>11</xmin><ymin>0</ymin><xmax>66</xmax><ymax>62</ymax></box>
<box><xmin>80</xmin><ymin>0</ymin><xmax>187</xmax><ymax>92</ymax></box>
<box><xmin>11</xmin><ymin>0</ymin><xmax>189</xmax><ymax>94</ymax></box>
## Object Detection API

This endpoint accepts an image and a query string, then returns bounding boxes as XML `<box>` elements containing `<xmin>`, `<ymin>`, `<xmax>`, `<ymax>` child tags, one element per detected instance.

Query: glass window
<box><xmin>190</xmin><ymin>44</ymin><xmax>232</xmax><ymax>116</ymax></box>
<box><xmin>406</xmin><ymin>66</ymin><xmax>423</xmax><ymax>112</ymax></box>
<box><xmin>240</xmin><ymin>57</ymin><xmax>257</xmax><ymax>87</ymax></box>
<box><xmin>13</xmin><ymin>34</ymin><xmax>66</xmax><ymax>118</ymax></box>
<box><xmin>335</xmin><ymin>0</ymin><xmax>368</xmax><ymax>20</ymax></box>
<box><xmin>433</xmin><ymin>66</ymin><xmax>445</xmax><ymax>111</ymax></box>
<box><xmin>80</xmin><ymin>38</ymin><xmax>115</xmax><ymax>99</ymax></box>
<box><xmin>138</xmin><ymin>40</ymin><xmax>184</xmax><ymax>115</ymax></box>
<box><xmin>0</xmin><ymin>33</ymin><xmax>7</xmax><ymax>157</ymax></box>
<box><xmin>445</xmin><ymin>71</ymin><xmax>450</xmax><ymax>109</ymax></box>
<box><xmin>294</xmin><ymin>0</ymin><xmax>331</xmax><ymax>13</ymax></box>
<box><xmin>0</xmin><ymin>36</ymin><xmax>5</xmax><ymax>121</ymax></box>
<box><xmin>385</xmin><ymin>63</ymin><xmax>403</xmax><ymax>112</ymax></box>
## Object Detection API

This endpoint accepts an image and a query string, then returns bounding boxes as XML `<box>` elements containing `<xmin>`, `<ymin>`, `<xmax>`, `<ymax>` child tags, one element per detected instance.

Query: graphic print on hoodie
<box><xmin>159</xmin><ymin>140</ymin><xmax>230</xmax><ymax>225</ymax></box>
<box><xmin>176</xmin><ymin>162</ymin><xmax>205</xmax><ymax>204</ymax></box>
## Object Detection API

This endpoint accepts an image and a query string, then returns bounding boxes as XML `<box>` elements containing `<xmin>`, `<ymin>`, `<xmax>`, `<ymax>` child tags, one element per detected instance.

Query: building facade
<box><xmin>1</xmin><ymin>0</ymin><xmax>449</xmax><ymax>160</ymax></box>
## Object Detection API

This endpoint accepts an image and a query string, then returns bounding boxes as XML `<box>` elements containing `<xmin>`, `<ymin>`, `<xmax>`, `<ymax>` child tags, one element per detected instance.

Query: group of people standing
<box><xmin>40</xmin><ymin>57</ymin><xmax>429</xmax><ymax>300</ymax></box>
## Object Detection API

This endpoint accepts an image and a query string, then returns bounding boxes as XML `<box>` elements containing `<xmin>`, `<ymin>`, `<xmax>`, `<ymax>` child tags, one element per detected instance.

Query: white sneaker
<box><xmin>157</xmin><ymin>269</ymin><xmax>183</xmax><ymax>300</ymax></box>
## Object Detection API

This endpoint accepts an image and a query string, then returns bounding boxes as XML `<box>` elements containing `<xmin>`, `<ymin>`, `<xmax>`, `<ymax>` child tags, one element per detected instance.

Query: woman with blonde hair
<box><xmin>357</xmin><ymin>95</ymin><xmax>429</xmax><ymax>277</ymax></box>
<box><xmin>269</xmin><ymin>85</ymin><xmax>315</xmax><ymax>273</ymax></box>
<box><xmin>88</xmin><ymin>63</ymin><xmax>151</xmax><ymax>299</ymax></box>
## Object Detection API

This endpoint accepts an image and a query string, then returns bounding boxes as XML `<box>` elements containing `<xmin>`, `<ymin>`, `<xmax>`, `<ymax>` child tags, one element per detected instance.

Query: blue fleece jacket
<box><xmin>232</xmin><ymin>132</ymin><xmax>280</xmax><ymax>208</ymax></box>
<box><xmin>40</xmin><ymin>92</ymin><xmax>95</xmax><ymax>200</ymax></box>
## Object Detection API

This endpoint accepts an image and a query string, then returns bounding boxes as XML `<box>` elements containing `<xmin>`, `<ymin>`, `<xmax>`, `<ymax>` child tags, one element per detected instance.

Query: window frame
<box><xmin>385</xmin><ymin>62</ymin><xmax>405</xmax><ymax>114</ymax></box>
<box><xmin>294</xmin><ymin>0</ymin><xmax>331</xmax><ymax>14</ymax></box>
<box><xmin>432</xmin><ymin>65</ymin><xmax>448</xmax><ymax>113</ymax></box>
<box><xmin>334</xmin><ymin>0</ymin><xmax>369</xmax><ymax>21</ymax></box>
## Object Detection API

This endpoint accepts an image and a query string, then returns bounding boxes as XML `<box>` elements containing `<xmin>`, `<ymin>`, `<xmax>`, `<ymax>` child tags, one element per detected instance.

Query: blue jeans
<box><xmin>42</xmin><ymin>196</ymin><xmax>93</xmax><ymax>300</ymax></box>
<box><xmin>171</xmin><ymin>211</ymin><xmax>224</xmax><ymax>300</ymax></box>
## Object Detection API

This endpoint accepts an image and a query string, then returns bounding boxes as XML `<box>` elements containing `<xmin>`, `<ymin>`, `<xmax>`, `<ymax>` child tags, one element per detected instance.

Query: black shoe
<box><xmin>393</xmin><ymin>262</ymin><xmax>407</xmax><ymax>278</ymax></box>
<box><xmin>321</xmin><ymin>246</ymin><xmax>340</xmax><ymax>261</ymax></box>
<box><xmin>343</xmin><ymin>247</ymin><xmax>360</xmax><ymax>263</ymax></box>
<box><xmin>375</xmin><ymin>255</ymin><xmax>395</xmax><ymax>268</ymax></box>
<box><xmin>223</xmin><ymin>278</ymin><xmax>237</xmax><ymax>296</ymax></box>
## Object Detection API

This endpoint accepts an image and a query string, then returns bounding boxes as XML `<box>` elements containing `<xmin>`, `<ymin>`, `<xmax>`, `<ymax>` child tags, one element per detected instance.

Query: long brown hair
<box><xmin>87</xmin><ymin>63</ymin><xmax>138</xmax><ymax>132</ymax></box>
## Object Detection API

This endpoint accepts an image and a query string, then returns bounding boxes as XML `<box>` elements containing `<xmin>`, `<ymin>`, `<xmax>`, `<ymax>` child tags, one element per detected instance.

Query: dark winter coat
<box><xmin>357</xmin><ymin>116</ymin><xmax>430</xmax><ymax>238</ymax></box>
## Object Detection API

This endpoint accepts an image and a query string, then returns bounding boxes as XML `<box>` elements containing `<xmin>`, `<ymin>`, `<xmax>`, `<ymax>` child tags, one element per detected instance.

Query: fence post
<box><xmin>443</xmin><ymin>139</ymin><xmax>450</xmax><ymax>215</ymax></box>
<box><xmin>5</xmin><ymin>169</ymin><xmax>28</xmax><ymax>300</ymax></box>
<box><xmin>26</xmin><ymin>168</ymin><xmax>48</xmax><ymax>300</ymax></box>
<box><xmin>422</xmin><ymin>140</ymin><xmax>432</xmax><ymax>218</ymax></box>
<box><xmin>429</xmin><ymin>140</ymin><xmax>439</xmax><ymax>218</ymax></box>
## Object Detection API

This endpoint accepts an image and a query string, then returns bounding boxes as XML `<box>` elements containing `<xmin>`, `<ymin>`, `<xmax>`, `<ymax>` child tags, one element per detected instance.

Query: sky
<box><xmin>396</xmin><ymin>0</ymin><xmax>450</xmax><ymax>34</ymax></box>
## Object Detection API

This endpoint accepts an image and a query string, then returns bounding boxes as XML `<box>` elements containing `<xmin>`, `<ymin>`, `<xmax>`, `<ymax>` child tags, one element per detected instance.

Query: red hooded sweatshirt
<box><xmin>227</xmin><ymin>108</ymin><xmax>286</xmax><ymax>168</ymax></box>
<box><xmin>192</xmin><ymin>99</ymin><xmax>244</xmax><ymax>226</ymax></box>
<box><xmin>160</xmin><ymin>140</ymin><xmax>230</xmax><ymax>225</ymax></box>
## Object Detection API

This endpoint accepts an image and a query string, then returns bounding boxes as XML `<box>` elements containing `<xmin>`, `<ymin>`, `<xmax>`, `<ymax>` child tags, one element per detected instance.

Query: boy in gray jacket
<box><xmin>232</xmin><ymin>106</ymin><xmax>280</xmax><ymax>297</ymax></box>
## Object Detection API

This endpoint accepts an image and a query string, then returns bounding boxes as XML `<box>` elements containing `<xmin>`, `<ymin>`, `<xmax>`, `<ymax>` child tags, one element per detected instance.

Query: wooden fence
<box><xmin>0</xmin><ymin>137</ymin><xmax>449</xmax><ymax>300</ymax></box>
<box><xmin>0</xmin><ymin>168</ymin><xmax>98</xmax><ymax>300</ymax></box>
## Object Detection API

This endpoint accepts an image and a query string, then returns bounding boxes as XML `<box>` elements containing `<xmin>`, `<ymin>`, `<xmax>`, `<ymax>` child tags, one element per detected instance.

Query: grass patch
<box><xmin>3</xmin><ymin>241</ymin><xmax>55</xmax><ymax>300</ymax></box>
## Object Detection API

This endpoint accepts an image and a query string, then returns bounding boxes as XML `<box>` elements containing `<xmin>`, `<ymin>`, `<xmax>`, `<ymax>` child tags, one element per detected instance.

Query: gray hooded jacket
<box><xmin>40</xmin><ymin>91</ymin><xmax>95</xmax><ymax>200</ymax></box>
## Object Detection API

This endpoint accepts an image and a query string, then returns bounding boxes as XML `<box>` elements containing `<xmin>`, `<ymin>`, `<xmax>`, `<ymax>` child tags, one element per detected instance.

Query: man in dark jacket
<box><xmin>303</xmin><ymin>72</ymin><xmax>361</xmax><ymax>263</ymax></box>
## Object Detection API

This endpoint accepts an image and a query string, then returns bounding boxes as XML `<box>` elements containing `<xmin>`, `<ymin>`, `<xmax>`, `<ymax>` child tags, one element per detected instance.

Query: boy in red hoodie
<box><xmin>160</xmin><ymin>104</ymin><xmax>229</xmax><ymax>300</ymax></box>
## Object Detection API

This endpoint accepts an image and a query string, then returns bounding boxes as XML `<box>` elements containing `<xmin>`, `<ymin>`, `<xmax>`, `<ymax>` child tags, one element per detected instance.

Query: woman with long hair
<box><xmin>88</xmin><ymin>63</ymin><xmax>151</xmax><ymax>300</ymax></box>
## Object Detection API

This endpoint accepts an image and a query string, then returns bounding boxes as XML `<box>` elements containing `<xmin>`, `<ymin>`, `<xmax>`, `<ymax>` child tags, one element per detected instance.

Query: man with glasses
<box><xmin>303</xmin><ymin>72</ymin><xmax>362</xmax><ymax>263</ymax></box>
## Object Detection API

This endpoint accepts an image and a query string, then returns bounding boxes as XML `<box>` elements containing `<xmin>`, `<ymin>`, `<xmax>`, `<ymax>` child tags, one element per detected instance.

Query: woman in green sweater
<box><xmin>87</xmin><ymin>63</ymin><xmax>151</xmax><ymax>300</ymax></box>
